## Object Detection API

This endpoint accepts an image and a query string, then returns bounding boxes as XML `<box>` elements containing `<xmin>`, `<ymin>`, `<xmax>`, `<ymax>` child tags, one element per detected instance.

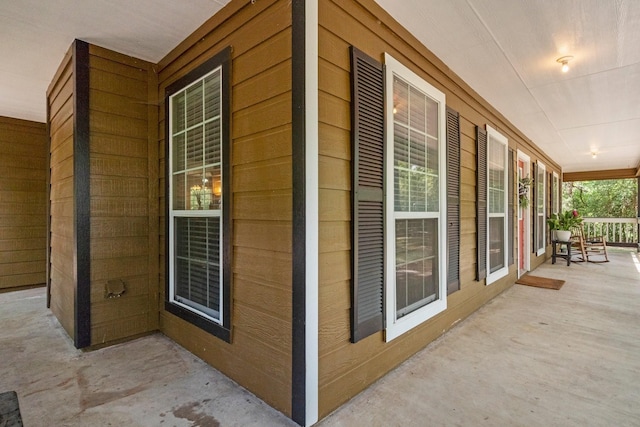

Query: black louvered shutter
<box><xmin>475</xmin><ymin>126</ymin><xmax>487</xmax><ymax>281</ymax></box>
<box><xmin>447</xmin><ymin>107</ymin><xmax>460</xmax><ymax>294</ymax></box>
<box><xmin>350</xmin><ymin>47</ymin><xmax>384</xmax><ymax>343</ymax></box>
<box><xmin>508</xmin><ymin>149</ymin><xmax>514</xmax><ymax>266</ymax></box>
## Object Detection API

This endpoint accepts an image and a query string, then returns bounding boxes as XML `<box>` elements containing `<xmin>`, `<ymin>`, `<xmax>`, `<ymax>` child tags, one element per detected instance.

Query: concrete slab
<box><xmin>1</xmin><ymin>249</ymin><xmax>639</xmax><ymax>426</ymax></box>
<box><xmin>319</xmin><ymin>249</ymin><xmax>640</xmax><ymax>427</ymax></box>
<box><xmin>0</xmin><ymin>288</ymin><xmax>297</xmax><ymax>427</ymax></box>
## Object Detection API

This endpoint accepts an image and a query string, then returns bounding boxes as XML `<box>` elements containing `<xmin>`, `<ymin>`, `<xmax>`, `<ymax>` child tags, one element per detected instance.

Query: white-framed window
<box><xmin>384</xmin><ymin>53</ymin><xmax>447</xmax><ymax>341</ymax></box>
<box><xmin>536</xmin><ymin>161</ymin><xmax>546</xmax><ymax>255</ymax></box>
<box><xmin>166</xmin><ymin>48</ymin><xmax>231</xmax><ymax>341</ymax></box>
<box><xmin>486</xmin><ymin>126</ymin><xmax>509</xmax><ymax>284</ymax></box>
<box><xmin>552</xmin><ymin>172</ymin><xmax>560</xmax><ymax>214</ymax></box>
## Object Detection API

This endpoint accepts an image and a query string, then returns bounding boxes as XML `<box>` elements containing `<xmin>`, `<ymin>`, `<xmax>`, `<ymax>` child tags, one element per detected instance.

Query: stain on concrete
<box><xmin>172</xmin><ymin>401</ymin><xmax>220</xmax><ymax>427</ymax></box>
<box><xmin>76</xmin><ymin>366</ymin><xmax>147</xmax><ymax>410</ymax></box>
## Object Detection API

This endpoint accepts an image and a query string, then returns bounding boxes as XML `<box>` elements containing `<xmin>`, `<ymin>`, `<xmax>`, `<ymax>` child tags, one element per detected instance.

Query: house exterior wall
<box><xmin>87</xmin><ymin>44</ymin><xmax>158</xmax><ymax>345</ymax></box>
<box><xmin>317</xmin><ymin>0</ymin><xmax>561</xmax><ymax>417</ymax></box>
<box><xmin>47</xmin><ymin>41</ymin><xmax>156</xmax><ymax>347</ymax></box>
<box><xmin>0</xmin><ymin>117</ymin><xmax>47</xmax><ymax>291</ymax></box>
<box><xmin>47</xmin><ymin>46</ymin><xmax>76</xmax><ymax>338</ymax></box>
<box><xmin>40</xmin><ymin>0</ymin><xmax>567</xmax><ymax>422</ymax></box>
<box><xmin>155</xmin><ymin>0</ymin><xmax>294</xmax><ymax>416</ymax></box>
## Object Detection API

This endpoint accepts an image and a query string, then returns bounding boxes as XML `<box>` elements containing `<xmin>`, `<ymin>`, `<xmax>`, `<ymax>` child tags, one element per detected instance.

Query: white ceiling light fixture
<box><xmin>556</xmin><ymin>55</ymin><xmax>573</xmax><ymax>73</ymax></box>
<box><xmin>591</xmin><ymin>151</ymin><xmax>598</xmax><ymax>159</ymax></box>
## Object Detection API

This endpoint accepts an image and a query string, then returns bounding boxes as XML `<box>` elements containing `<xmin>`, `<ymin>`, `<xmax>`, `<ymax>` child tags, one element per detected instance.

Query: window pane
<box><xmin>488</xmin><ymin>136</ymin><xmax>505</xmax><ymax>214</ymax></box>
<box><xmin>394</xmin><ymin>80</ymin><xmax>440</xmax><ymax>214</ymax></box>
<box><xmin>409</xmin><ymin>130</ymin><xmax>426</xmax><ymax>170</ymax></box>
<box><xmin>409</xmin><ymin>170</ymin><xmax>426</xmax><ymax>211</ymax></box>
<box><xmin>203</xmin><ymin>166</ymin><xmax>221</xmax><ymax>210</ymax></box>
<box><xmin>552</xmin><ymin>175</ymin><xmax>559</xmax><ymax>213</ymax></box>
<box><xmin>489</xmin><ymin>216</ymin><xmax>504</xmax><ymax>273</ymax></box>
<box><xmin>426</xmin><ymin>136</ymin><xmax>439</xmax><ymax>212</ymax></box>
<box><xmin>537</xmin><ymin>214</ymin><xmax>545</xmax><ymax>250</ymax></box>
<box><xmin>409</xmin><ymin>86</ymin><xmax>426</xmax><ymax>133</ymax></box>
<box><xmin>186</xmin><ymin>125</ymin><xmax>204</xmax><ymax>170</ymax></box>
<box><xmin>187</xmin><ymin>169</ymin><xmax>213</xmax><ymax>210</ymax></box>
<box><xmin>173</xmin><ymin>92</ymin><xmax>186</xmax><ymax>133</ymax></box>
<box><xmin>426</xmin><ymin>97</ymin><xmax>438</xmax><ymax>138</ymax></box>
<box><xmin>173</xmin><ymin>174</ymin><xmax>185</xmax><ymax>210</ymax></box>
<box><xmin>394</xmin><ymin>167</ymin><xmax>410</xmax><ymax>212</ymax></box>
<box><xmin>426</xmin><ymin>174</ymin><xmax>439</xmax><ymax>212</ymax></box>
<box><xmin>204</xmin><ymin>119</ymin><xmax>221</xmax><ymax>166</ymax></box>
<box><xmin>186</xmin><ymin>81</ymin><xmax>203</xmax><ymax>128</ymax></box>
<box><xmin>173</xmin><ymin>133</ymin><xmax>185</xmax><ymax>172</ymax></box>
<box><xmin>204</xmin><ymin>71</ymin><xmax>221</xmax><ymax>120</ymax></box>
<box><xmin>393</xmin><ymin>77</ymin><xmax>409</xmax><ymax>125</ymax></box>
<box><xmin>394</xmin><ymin>123</ymin><xmax>410</xmax><ymax>211</ymax></box>
<box><xmin>394</xmin><ymin>123</ymin><xmax>409</xmax><ymax>167</ymax></box>
<box><xmin>395</xmin><ymin>219</ymin><xmax>438</xmax><ymax>318</ymax></box>
<box><xmin>426</xmin><ymin>136</ymin><xmax>438</xmax><ymax>174</ymax></box>
<box><xmin>537</xmin><ymin>167</ymin><xmax>545</xmax><ymax>213</ymax></box>
<box><xmin>175</xmin><ymin>217</ymin><xmax>220</xmax><ymax>319</ymax></box>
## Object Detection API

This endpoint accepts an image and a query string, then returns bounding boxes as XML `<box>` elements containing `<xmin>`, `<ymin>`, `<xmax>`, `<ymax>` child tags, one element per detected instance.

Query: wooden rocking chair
<box><xmin>570</xmin><ymin>224</ymin><xmax>609</xmax><ymax>263</ymax></box>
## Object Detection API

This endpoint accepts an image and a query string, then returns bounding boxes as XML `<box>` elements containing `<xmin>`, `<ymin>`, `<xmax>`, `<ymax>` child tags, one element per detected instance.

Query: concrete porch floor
<box><xmin>1</xmin><ymin>249</ymin><xmax>639</xmax><ymax>426</ymax></box>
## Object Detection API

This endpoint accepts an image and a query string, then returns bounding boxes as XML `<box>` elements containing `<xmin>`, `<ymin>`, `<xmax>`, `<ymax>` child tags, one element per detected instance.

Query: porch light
<box><xmin>591</xmin><ymin>151</ymin><xmax>597</xmax><ymax>159</ymax></box>
<box><xmin>556</xmin><ymin>56</ymin><xmax>573</xmax><ymax>73</ymax></box>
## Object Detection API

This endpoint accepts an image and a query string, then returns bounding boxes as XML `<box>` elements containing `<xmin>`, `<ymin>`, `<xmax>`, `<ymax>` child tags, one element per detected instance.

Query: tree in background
<box><xmin>563</xmin><ymin>179</ymin><xmax>638</xmax><ymax>218</ymax></box>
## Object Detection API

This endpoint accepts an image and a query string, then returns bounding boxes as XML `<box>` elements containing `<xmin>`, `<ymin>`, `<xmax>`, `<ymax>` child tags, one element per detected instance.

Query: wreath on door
<box><xmin>518</xmin><ymin>176</ymin><xmax>533</xmax><ymax>209</ymax></box>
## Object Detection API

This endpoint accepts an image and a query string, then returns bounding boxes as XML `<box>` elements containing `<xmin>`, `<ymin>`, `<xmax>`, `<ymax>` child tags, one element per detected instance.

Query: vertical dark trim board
<box><xmin>46</xmin><ymin>99</ymin><xmax>52</xmax><ymax>308</ymax></box>
<box><xmin>73</xmin><ymin>39</ymin><xmax>91</xmax><ymax>349</ymax></box>
<box><xmin>291</xmin><ymin>0</ymin><xmax>307</xmax><ymax>423</ymax></box>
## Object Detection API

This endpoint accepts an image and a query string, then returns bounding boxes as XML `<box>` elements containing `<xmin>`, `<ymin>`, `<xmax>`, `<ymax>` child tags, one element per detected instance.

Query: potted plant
<box><xmin>547</xmin><ymin>210</ymin><xmax>583</xmax><ymax>241</ymax></box>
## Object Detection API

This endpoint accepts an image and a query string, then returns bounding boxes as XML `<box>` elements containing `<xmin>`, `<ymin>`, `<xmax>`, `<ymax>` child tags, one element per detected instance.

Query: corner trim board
<box><xmin>73</xmin><ymin>39</ymin><xmax>91</xmax><ymax>349</ymax></box>
<box><xmin>46</xmin><ymin>97</ymin><xmax>52</xmax><ymax>309</ymax></box>
<box><xmin>291</xmin><ymin>0</ymin><xmax>319</xmax><ymax>425</ymax></box>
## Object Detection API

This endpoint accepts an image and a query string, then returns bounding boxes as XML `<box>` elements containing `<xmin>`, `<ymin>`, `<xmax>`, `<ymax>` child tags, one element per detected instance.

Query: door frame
<box><xmin>517</xmin><ymin>150</ymin><xmax>531</xmax><ymax>278</ymax></box>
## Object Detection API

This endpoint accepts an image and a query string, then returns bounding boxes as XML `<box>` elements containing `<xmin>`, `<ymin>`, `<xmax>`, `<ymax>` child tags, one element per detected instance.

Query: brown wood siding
<box><xmin>317</xmin><ymin>0</ymin><xmax>560</xmax><ymax>417</ymax></box>
<box><xmin>156</xmin><ymin>0</ymin><xmax>293</xmax><ymax>416</ymax></box>
<box><xmin>87</xmin><ymin>44</ymin><xmax>156</xmax><ymax>345</ymax></box>
<box><xmin>0</xmin><ymin>117</ymin><xmax>47</xmax><ymax>290</ymax></box>
<box><xmin>47</xmin><ymin>47</ymin><xmax>76</xmax><ymax>337</ymax></box>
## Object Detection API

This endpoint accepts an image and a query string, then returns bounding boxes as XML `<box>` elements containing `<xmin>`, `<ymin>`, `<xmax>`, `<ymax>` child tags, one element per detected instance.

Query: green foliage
<box><xmin>547</xmin><ymin>210</ymin><xmax>583</xmax><ymax>230</ymax></box>
<box><xmin>563</xmin><ymin>179</ymin><xmax>638</xmax><ymax>218</ymax></box>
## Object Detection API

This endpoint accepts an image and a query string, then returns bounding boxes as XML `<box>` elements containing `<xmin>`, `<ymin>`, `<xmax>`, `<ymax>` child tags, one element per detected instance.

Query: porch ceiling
<box><xmin>376</xmin><ymin>0</ymin><xmax>640</xmax><ymax>175</ymax></box>
<box><xmin>1</xmin><ymin>0</ymin><xmax>639</xmax><ymax>174</ymax></box>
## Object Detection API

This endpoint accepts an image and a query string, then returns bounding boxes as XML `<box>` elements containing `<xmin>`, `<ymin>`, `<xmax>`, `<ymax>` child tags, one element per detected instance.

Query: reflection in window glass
<box><xmin>393</xmin><ymin>74</ymin><xmax>440</xmax><ymax>318</ymax></box>
<box><xmin>393</xmin><ymin>75</ymin><xmax>439</xmax><ymax>214</ymax></box>
<box><xmin>395</xmin><ymin>219</ymin><xmax>438</xmax><ymax>317</ymax></box>
<box><xmin>489</xmin><ymin>217</ymin><xmax>505</xmax><ymax>273</ymax></box>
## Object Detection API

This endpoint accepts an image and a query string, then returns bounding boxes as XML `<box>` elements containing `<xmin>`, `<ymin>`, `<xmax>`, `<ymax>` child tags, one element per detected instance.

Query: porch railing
<box><xmin>582</xmin><ymin>217</ymin><xmax>639</xmax><ymax>247</ymax></box>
